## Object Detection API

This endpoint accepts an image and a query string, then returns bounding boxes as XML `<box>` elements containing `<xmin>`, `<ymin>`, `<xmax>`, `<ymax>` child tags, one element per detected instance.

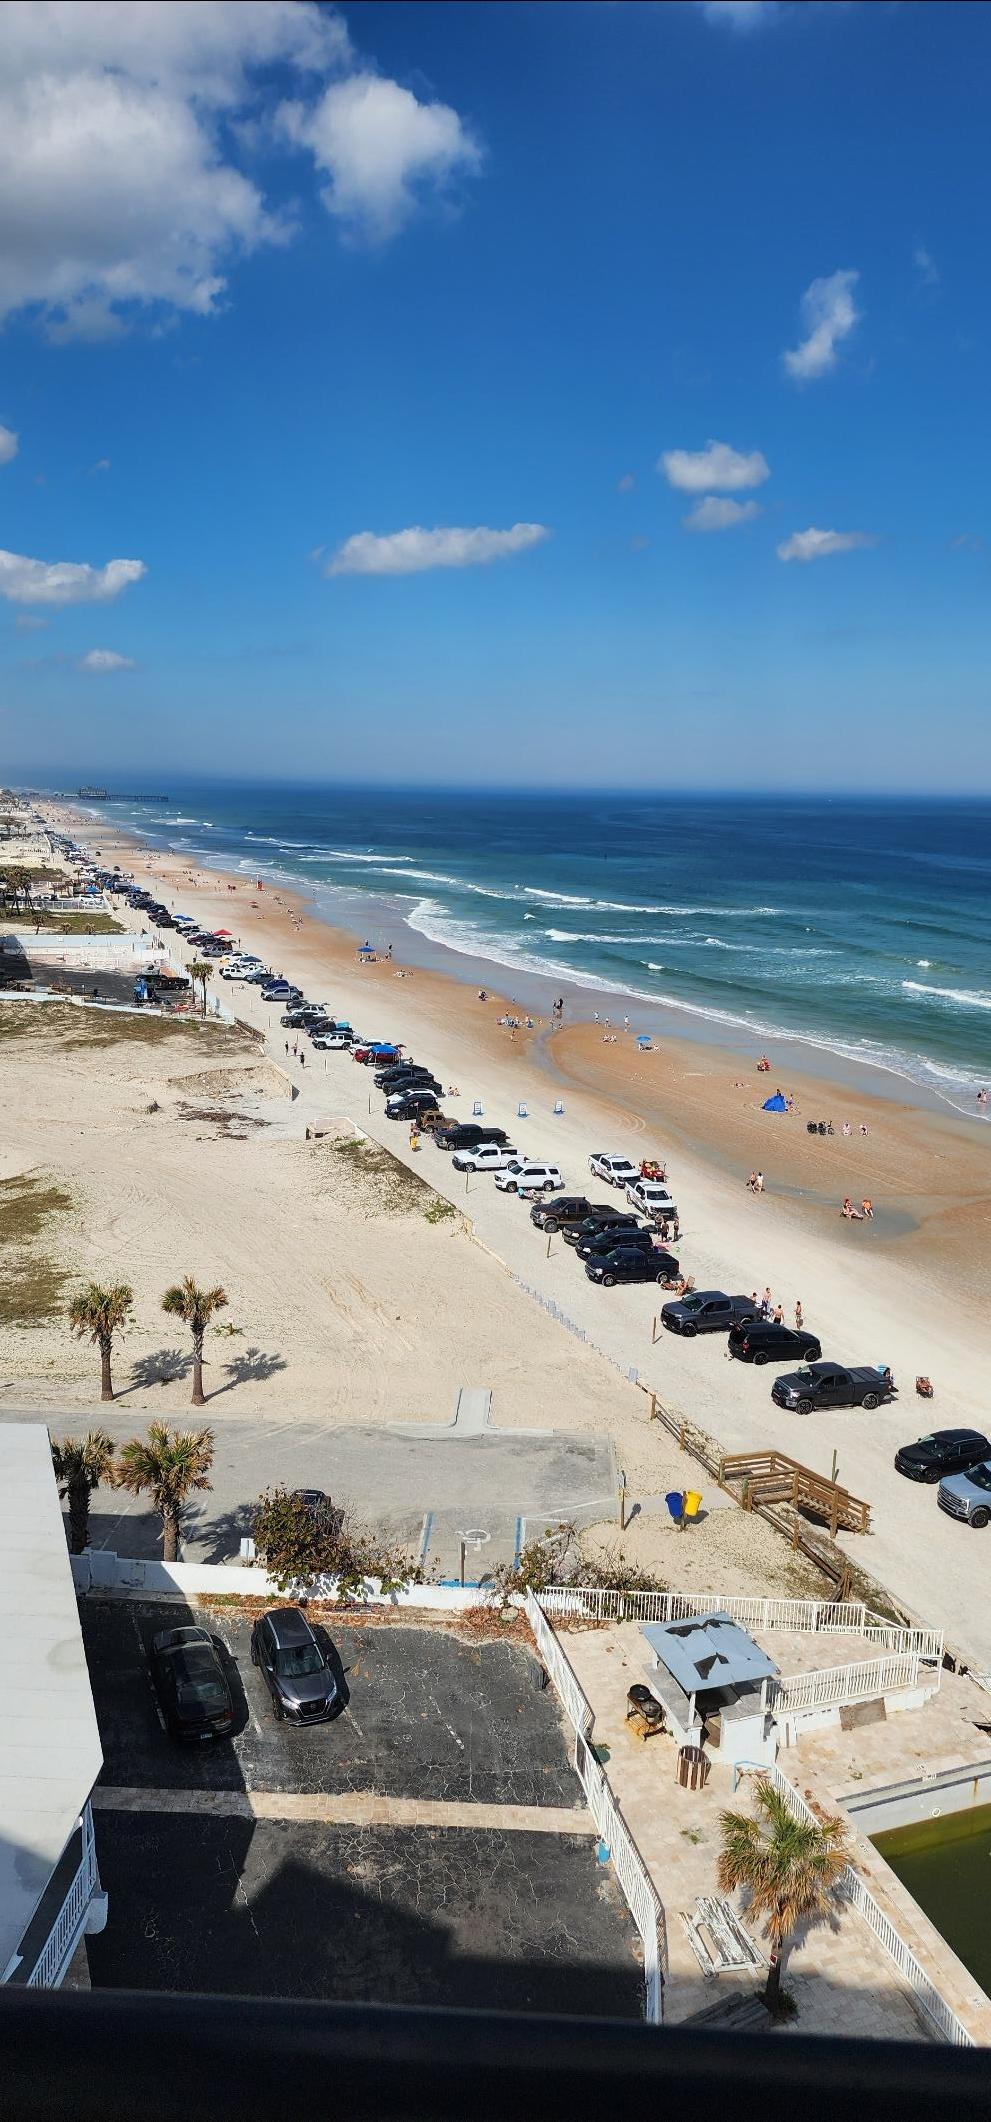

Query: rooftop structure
<box><xmin>0</xmin><ymin>1427</ymin><xmax>106</xmax><ymax>1985</ymax></box>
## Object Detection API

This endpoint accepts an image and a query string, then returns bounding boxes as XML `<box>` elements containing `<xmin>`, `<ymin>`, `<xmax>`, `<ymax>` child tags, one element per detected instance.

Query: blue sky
<box><xmin>1</xmin><ymin>0</ymin><xmax>988</xmax><ymax>790</ymax></box>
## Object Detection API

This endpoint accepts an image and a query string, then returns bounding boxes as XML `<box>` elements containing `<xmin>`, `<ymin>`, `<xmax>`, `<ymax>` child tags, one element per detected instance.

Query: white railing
<box><xmin>526</xmin><ymin>1592</ymin><xmax>664</xmax><ymax>2023</ymax></box>
<box><xmin>771</xmin><ymin>1652</ymin><xmax>924</xmax><ymax>1716</ymax></box>
<box><xmin>26</xmin><ymin>1807</ymin><xmax>100</xmax><ymax>1989</ymax></box>
<box><xmin>540</xmin><ymin>1587</ymin><xmax>943</xmax><ymax>1663</ymax></box>
<box><xmin>754</xmin><ymin>1763</ymin><xmax>974</xmax><ymax>2046</ymax></box>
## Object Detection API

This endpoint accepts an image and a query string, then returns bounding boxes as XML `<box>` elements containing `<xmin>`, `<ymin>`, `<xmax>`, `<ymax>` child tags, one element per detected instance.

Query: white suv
<box><xmin>451</xmin><ymin>1142</ymin><xmax>519</xmax><ymax>1173</ymax></box>
<box><xmin>495</xmin><ymin>1160</ymin><xmax>564</xmax><ymax>1195</ymax></box>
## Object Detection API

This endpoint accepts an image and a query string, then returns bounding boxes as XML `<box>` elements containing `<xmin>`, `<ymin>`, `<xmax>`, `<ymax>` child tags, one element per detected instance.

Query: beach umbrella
<box><xmin>762</xmin><ymin>1093</ymin><xmax>787</xmax><ymax>1112</ymax></box>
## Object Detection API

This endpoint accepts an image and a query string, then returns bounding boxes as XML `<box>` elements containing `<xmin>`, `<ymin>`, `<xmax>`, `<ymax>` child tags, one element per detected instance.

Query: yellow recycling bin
<box><xmin>683</xmin><ymin>1490</ymin><xmax>702</xmax><ymax>1521</ymax></box>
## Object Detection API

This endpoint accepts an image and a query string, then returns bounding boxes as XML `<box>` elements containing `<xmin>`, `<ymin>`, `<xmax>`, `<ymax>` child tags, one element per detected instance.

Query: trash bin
<box><xmin>676</xmin><ymin>1744</ymin><xmax>709</xmax><ymax>1790</ymax></box>
<box><xmin>665</xmin><ymin>1490</ymin><xmax>685</xmax><ymax>1525</ymax></box>
<box><xmin>684</xmin><ymin>1490</ymin><xmax>702</xmax><ymax>1521</ymax></box>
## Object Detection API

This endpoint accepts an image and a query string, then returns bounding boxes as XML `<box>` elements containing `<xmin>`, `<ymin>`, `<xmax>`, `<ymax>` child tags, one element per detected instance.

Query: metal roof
<box><xmin>641</xmin><ymin>1611</ymin><xmax>779</xmax><ymax>1695</ymax></box>
<box><xmin>0</xmin><ymin>1427</ymin><xmax>103</xmax><ymax>1979</ymax></box>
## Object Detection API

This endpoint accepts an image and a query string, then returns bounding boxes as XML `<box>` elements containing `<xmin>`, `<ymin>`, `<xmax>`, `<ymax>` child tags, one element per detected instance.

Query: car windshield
<box><xmin>968</xmin><ymin>1464</ymin><xmax>991</xmax><ymax>1493</ymax></box>
<box><xmin>681</xmin><ymin>1295</ymin><xmax>703</xmax><ymax>1311</ymax></box>
<box><xmin>275</xmin><ymin>1641</ymin><xmax>324</xmax><ymax>1677</ymax></box>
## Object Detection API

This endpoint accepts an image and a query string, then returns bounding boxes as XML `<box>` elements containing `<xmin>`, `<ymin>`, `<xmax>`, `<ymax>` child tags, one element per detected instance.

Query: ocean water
<box><xmin>73</xmin><ymin>785</ymin><xmax>991</xmax><ymax>1115</ymax></box>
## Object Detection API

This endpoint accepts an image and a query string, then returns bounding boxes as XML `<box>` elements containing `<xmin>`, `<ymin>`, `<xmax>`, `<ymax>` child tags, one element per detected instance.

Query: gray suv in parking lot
<box><xmin>250</xmin><ymin>1606</ymin><xmax>340</xmax><ymax>1721</ymax></box>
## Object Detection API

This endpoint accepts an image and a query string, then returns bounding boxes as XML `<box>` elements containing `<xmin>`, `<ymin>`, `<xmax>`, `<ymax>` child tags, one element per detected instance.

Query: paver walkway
<box><xmin>93</xmin><ymin>1786</ymin><xmax>594</xmax><ymax>1833</ymax></box>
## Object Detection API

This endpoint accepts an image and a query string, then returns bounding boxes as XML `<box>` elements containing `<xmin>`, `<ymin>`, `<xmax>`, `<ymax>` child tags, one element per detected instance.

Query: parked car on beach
<box><xmin>771</xmin><ymin>1363</ymin><xmax>895</xmax><ymax>1414</ymax></box>
<box><xmin>585</xmin><ymin>1246</ymin><xmax>678</xmax><ymax>1287</ymax></box>
<box><xmin>661</xmin><ymin>1292</ymin><xmax>756</xmax><ymax>1337</ymax></box>
<box><xmin>563</xmin><ymin>1209</ymin><xmax>639</xmax><ymax>1249</ymax></box>
<box><xmin>494</xmin><ymin>1160</ymin><xmax>563</xmax><ymax>1194</ymax></box>
<box><xmin>529</xmin><ymin>1194</ymin><xmax>595</xmax><ymax>1233</ymax></box>
<box><xmin>626</xmin><ymin>1179</ymin><xmax>678</xmax><ymax>1220</ymax></box>
<box><xmin>311</xmin><ymin>1033</ymin><xmax>350</xmax><ymax>1050</ymax></box>
<box><xmin>728</xmin><ymin>1320</ymin><xmax>823</xmax><ymax>1365</ymax></box>
<box><xmin>577</xmin><ymin>1225</ymin><xmax>656</xmax><ymax>1259</ymax></box>
<box><xmin>452</xmin><ymin>1143</ymin><xmax>519</xmax><ymax>1172</ymax></box>
<box><xmin>434</xmin><ymin>1124</ymin><xmax>509</xmax><ymax>1151</ymax></box>
<box><xmin>938</xmin><ymin>1462</ymin><xmax>991</xmax><ymax>1528</ymax></box>
<box><xmin>589</xmin><ymin>1154</ymin><xmax>640</xmax><ymax>1188</ymax></box>
<box><xmin>895</xmin><ymin>1430</ymin><xmax>991</xmax><ymax>1484</ymax></box>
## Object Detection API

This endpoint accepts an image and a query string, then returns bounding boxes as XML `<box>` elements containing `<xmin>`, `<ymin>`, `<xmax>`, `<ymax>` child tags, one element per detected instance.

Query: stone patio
<box><xmin>561</xmin><ymin>1619</ymin><xmax>991</xmax><ymax>2042</ymax></box>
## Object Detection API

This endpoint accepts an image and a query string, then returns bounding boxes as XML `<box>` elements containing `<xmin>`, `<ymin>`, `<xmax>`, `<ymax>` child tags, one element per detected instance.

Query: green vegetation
<box><xmin>253</xmin><ymin>1485</ymin><xmax>418</xmax><ymax>1602</ymax></box>
<box><xmin>328</xmin><ymin>1134</ymin><xmax>459</xmax><ymax>1222</ymax></box>
<box><xmin>0</xmin><ymin>1001</ymin><xmax>240</xmax><ymax>1052</ymax></box>
<box><xmin>51</xmin><ymin>1430</ymin><xmax>116</xmax><ymax>1553</ymax></box>
<box><xmin>718</xmin><ymin>1776</ymin><xmax>849</xmax><ymax>2015</ymax></box>
<box><xmin>161</xmin><ymin>1276</ymin><xmax>229</xmax><ymax>1405</ymax></box>
<box><xmin>10</xmin><ymin>909</ymin><xmax>124</xmax><ymax>935</ymax></box>
<box><xmin>115</xmin><ymin>1422</ymin><xmax>215</xmax><ymax>1562</ymax></box>
<box><xmin>496</xmin><ymin>1528</ymin><xmax>668</xmax><ymax>1604</ymax></box>
<box><xmin>0</xmin><ymin>1173</ymin><xmax>73</xmax><ymax>1326</ymax></box>
<box><xmin>68</xmin><ymin>1282</ymin><xmax>134</xmax><ymax>1400</ymax></box>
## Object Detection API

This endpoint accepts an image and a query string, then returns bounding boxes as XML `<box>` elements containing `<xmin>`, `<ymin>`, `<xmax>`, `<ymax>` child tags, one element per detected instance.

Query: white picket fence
<box><xmin>538</xmin><ymin>1586</ymin><xmax>943</xmax><ymax>1664</ymax></box>
<box><xmin>525</xmin><ymin>1592</ymin><xmax>664</xmax><ymax>2023</ymax></box>
<box><xmin>757</xmin><ymin>1763</ymin><xmax>974</xmax><ymax>2046</ymax></box>
<box><xmin>770</xmin><ymin>1652</ymin><xmax>923</xmax><ymax>1716</ymax></box>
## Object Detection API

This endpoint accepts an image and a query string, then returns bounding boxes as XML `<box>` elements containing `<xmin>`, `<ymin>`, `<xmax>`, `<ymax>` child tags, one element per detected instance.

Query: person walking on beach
<box><xmin>299</xmin><ymin>1050</ymin><xmax>305</xmax><ymax>1068</ymax></box>
<box><xmin>761</xmin><ymin>1287</ymin><xmax>772</xmax><ymax>1318</ymax></box>
<box><xmin>746</xmin><ymin>1171</ymin><xmax>757</xmax><ymax>1194</ymax></box>
<box><xmin>795</xmin><ymin>1299</ymin><xmax>804</xmax><ymax>1331</ymax></box>
<box><xmin>285</xmin><ymin>1041</ymin><xmax>289</xmax><ymax>1057</ymax></box>
<box><xmin>773</xmin><ymin>1302</ymin><xmax>784</xmax><ymax>1325</ymax></box>
<box><xmin>755</xmin><ymin>1170</ymin><xmax>764</xmax><ymax>1194</ymax></box>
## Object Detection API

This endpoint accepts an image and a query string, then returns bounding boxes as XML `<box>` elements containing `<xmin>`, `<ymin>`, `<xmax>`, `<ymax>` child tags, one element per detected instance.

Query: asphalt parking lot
<box><xmin>81</xmin><ymin>1599</ymin><xmax>642</xmax><ymax>2017</ymax></box>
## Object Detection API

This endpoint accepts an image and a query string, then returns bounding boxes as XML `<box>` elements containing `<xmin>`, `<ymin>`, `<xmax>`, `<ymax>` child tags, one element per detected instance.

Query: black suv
<box><xmin>435</xmin><ymin>1124</ymin><xmax>509</xmax><ymax>1150</ymax></box>
<box><xmin>250</xmin><ymin>1607</ymin><xmax>339</xmax><ymax>1723</ymax></box>
<box><xmin>728</xmin><ymin>1320</ymin><xmax>822</xmax><ymax>1365</ymax></box>
<box><xmin>585</xmin><ymin>1246</ymin><xmax>677</xmax><ymax>1288</ymax></box>
<box><xmin>563</xmin><ymin>1209</ymin><xmax>639</xmax><ymax>1249</ymax></box>
<box><xmin>377</xmin><ymin>1065</ymin><xmax>434</xmax><ymax>1090</ymax></box>
<box><xmin>895</xmin><ymin>1429</ymin><xmax>991</xmax><ymax>1483</ymax></box>
<box><xmin>578</xmin><ymin>1224</ymin><xmax>655</xmax><ymax>1259</ymax></box>
<box><xmin>529</xmin><ymin>1194</ymin><xmax>595</xmax><ymax>1233</ymax></box>
<box><xmin>386</xmin><ymin>1089</ymin><xmax>443</xmax><ymax>1120</ymax></box>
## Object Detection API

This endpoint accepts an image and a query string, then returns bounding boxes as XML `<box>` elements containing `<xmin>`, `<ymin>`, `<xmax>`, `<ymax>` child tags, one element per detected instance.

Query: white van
<box><xmin>494</xmin><ymin>1160</ymin><xmax>564</xmax><ymax>1195</ymax></box>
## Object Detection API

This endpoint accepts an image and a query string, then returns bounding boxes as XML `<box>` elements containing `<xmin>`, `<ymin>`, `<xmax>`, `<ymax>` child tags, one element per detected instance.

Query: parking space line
<box><xmin>92</xmin><ymin>1787</ymin><xmax>595</xmax><ymax>1834</ymax></box>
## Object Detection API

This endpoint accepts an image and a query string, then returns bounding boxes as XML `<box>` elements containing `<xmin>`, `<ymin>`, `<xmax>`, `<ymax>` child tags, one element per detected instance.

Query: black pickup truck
<box><xmin>661</xmin><ymin>1292</ymin><xmax>756</xmax><ymax>1337</ymax></box>
<box><xmin>529</xmin><ymin>1194</ymin><xmax>595</xmax><ymax>1233</ymax></box>
<box><xmin>772</xmin><ymin>1363</ymin><xmax>895</xmax><ymax>1414</ymax></box>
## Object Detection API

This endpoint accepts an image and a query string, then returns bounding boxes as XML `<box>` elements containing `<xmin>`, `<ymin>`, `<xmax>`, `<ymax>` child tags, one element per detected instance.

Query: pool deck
<box><xmin>562</xmin><ymin>1621</ymin><xmax>991</xmax><ymax>2043</ymax></box>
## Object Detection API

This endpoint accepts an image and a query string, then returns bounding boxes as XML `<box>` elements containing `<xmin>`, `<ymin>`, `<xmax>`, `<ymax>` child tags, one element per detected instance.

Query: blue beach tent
<box><xmin>762</xmin><ymin>1093</ymin><xmax>787</xmax><ymax>1112</ymax></box>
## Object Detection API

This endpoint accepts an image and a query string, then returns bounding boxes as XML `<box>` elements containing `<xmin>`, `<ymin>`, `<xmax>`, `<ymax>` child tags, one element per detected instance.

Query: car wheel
<box><xmin>602</xmin><ymin>1274</ymin><xmax>616</xmax><ymax>1288</ymax></box>
<box><xmin>803</xmin><ymin>1345</ymin><xmax>820</xmax><ymax>1361</ymax></box>
<box><xmin>753</xmin><ymin>1351</ymin><xmax>769</xmax><ymax>1366</ymax></box>
<box><xmin>971</xmin><ymin>1509</ymin><xmax>990</xmax><ymax>1530</ymax></box>
<box><xmin>681</xmin><ymin>1323</ymin><xmax>696</xmax><ymax>1339</ymax></box>
<box><xmin>505</xmin><ymin>1182</ymin><xmax>518</xmax><ymax>1193</ymax></box>
<box><xmin>862</xmin><ymin>1393</ymin><xmax>879</xmax><ymax>1411</ymax></box>
<box><xmin>655</xmin><ymin>1271</ymin><xmax>668</xmax><ymax>1285</ymax></box>
<box><xmin>544</xmin><ymin>1219</ymin><xmax>558</xmax><ymax>1234</ymax></box>
<box><xmin>544</xmin><ymin>1179</ymin><xmax>555</xmax><ymax>1191</ymax></box>
<box><xmin>796</xmin><ymin>1398</ymin><xmax>813</xmax><ymax>1416</ymax></box>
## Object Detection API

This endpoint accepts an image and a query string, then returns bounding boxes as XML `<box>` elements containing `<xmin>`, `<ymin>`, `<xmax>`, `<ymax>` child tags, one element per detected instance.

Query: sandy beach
<box><xmin>7</xmin><ymin>798</ymin><xmax>991</xmax><ymax>1657</ymax></box>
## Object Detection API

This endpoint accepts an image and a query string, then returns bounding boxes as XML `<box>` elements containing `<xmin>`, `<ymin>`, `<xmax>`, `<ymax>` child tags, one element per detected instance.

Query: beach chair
<box><xmin>472</xmin><ymin>1100</ymin><xmax>483</xmax><ymax>1116</ymax></box>
<box><xmin>517</xmin><ymin>1102</ymin><xmax>529</xmax><ymax>1118</ymax></box>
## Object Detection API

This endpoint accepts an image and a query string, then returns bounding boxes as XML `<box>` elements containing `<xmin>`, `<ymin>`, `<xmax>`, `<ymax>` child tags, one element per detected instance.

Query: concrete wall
<box><xmin>843</xmin><ymin>1760</ymin><xmax>991</xmax><ymax>1837</ymax></box>
<box><xmin>70</xmin><ymin>1550</ymin><xmax>496</xmax><ymax>1612</ymax></box>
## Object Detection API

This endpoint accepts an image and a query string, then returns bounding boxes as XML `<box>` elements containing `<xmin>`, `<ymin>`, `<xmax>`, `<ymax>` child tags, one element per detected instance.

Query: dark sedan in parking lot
<box><xmin>149</xmin><ymin>1624</ymin><xmax>235</xmax><ymax>1742</ymax></box>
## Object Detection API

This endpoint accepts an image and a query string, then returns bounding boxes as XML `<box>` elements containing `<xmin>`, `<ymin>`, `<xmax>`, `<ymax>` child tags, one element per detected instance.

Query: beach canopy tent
<box><xmin>762</xmin><ymin>1093</ymin><xmax>787</xmax><ymax>1112</ymax></box>
<box><xmin>641</xmin><ymin>1613</ymin><xmax>778</xmax><ymax>1695</ymax></box>
<box><xmin>637</xmin><ymin>1034</ymin><xmax>653</xmax><ymax>1051</ymax></box>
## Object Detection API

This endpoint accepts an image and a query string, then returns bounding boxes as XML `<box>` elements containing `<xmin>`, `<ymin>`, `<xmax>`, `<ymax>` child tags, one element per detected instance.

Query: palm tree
<box><xmin>115</xmin><ymin>1421</ymin><xmax>214</xmax><ymax>1562</ymax></box>
<box><xmin>188</xmin><ymin>959</ymin><xmax>212</xmax><ymax>1014</ymax></box>
<box><xmin>161</xmin><ymin>1276</ymin><xmax>228</xmax><ymax>1406</ymax></box>
<box><xmin>717</xmin><ymin>1776</ymin><xmax>849</xmax><ymax>2014</ymax></box>
<box><xmin>51</xmin><ymin>1430</ymin><xmax>116</xmax><ymax>1553</ymax></box>
<box><xmin>68</xmin><ymin>1282</ymin><xmax>135</xmax><ymax>1401</ymax></box>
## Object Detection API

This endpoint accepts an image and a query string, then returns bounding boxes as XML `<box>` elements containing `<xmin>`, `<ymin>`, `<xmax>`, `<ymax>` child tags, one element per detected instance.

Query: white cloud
<box><xmin>914</xmin><ymin>244</ymin><xmax>939</xmax><ymax>289</ymax></box>
<box><xmin>684</xmin><ymin>495</ymin><xmax>761</xmax><ymax>532</ymax></box>
<box><xmin>0</xmin><ymin>422</ymin><xmax>18</xmax><ymax>463</ymax></box>
<box><xmin>327</xmin><ymin>523</ymin><xmax>550</xmax><ymax>577</ymax></box>
<box><xmin>0</xmin><ymin>550</ymin><xmax>147</xmax><ymax>605</ymax></box>
<box><xmin>90</xmin><ymin>458</ymin><xmax>112</xmax><ymax>473</ymax></box>
<box><xmin>783</xmin><ymin>269</ymin><xmax>861</xmax><ymax>381</ymax></box>
<box><xmin>777</xmin><ymin>527</ymin><xmax>876</xmax><ymax>564</ymax></box>
<box><xmin>279</xmin><ymin>73</ymin><xmax>481</xmax><ymax>241</ymax></box>
<box><xmin>660</xmin><ymin>439</ymin><xmax>770</xmax><ymax>493</ymax></box>
<box><xmin>617</xmin><ymin>473</ymin><xmax>636</xmax><ymax>493</ymax></box>
<box><xmin>78</xmin><ymin>648</ymin><xmax>136</xmax><ymax>671</ymax></box>
<box><xmin>0</xmin><ymin>2</ymin><xmax>479</xmax><ymax>335</ymax></box>
<box><xmin>699</xmin><ymin>1</ymin><xmax>781</xmax><ymax>28</ymax></box>
<box><xmin>15</xmin><ymin>613</ymin><xmax>47</xmax><ymax>631</ymax></box>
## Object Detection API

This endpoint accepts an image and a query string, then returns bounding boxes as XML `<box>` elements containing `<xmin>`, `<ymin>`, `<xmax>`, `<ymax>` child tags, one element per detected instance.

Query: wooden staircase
<box><xmin>718</xmin><ymin>1450</ymin><xmax>871</xmax><ymax>1541</ymax></box>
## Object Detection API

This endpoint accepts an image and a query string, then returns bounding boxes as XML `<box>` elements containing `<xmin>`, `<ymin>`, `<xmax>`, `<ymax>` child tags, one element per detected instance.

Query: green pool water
<box><xmin>873</xmin><ymin>1803</ymin><xmax>991</xmax><ymax>1996</ymax></box>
